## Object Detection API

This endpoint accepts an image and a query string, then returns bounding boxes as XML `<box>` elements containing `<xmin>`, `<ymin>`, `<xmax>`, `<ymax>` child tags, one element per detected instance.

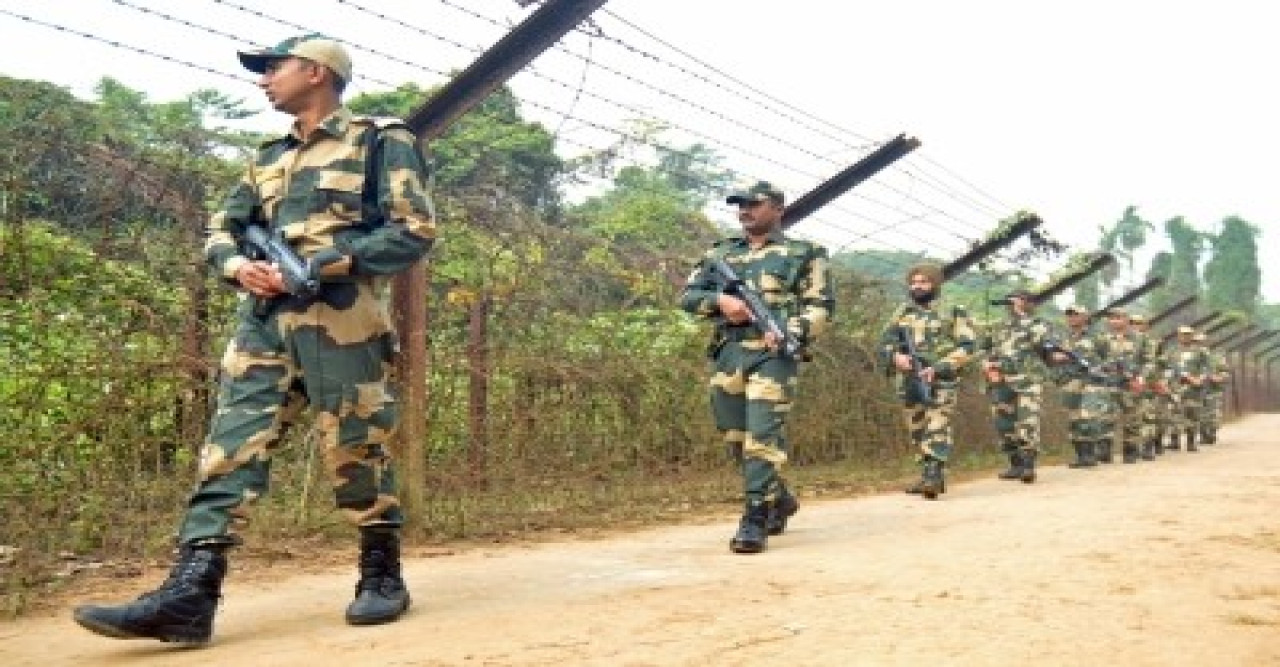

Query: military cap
<box><xmin>239</xmin><ymin>34</ymin><xmax>353</xmax><ymax>84</ymax></box>
<box><xmin>1129</xmin><ymin>313</ymin><xmax>1148</xmax><ymax>324</ymax></box>
<box><xmin>1063</xmin><ymin>303</ymin><xmax>1088</xmax><ymax>314</ymax></box>
<box><xmin>1103</xmin><ymin>305</ymin><xmax>1128</xmax><ymax>317</ymax></box>
<box><xmin>905</xmin><ymin>262</ymin><xmax>944</xmax><ymax>286</ymax></box>
<box><xmin>726</xmin><ymin>181</ymin><xmax>785</xmax><ymax>206</ymax></box>
<box><xmin>1193</xmin><ymin>332</ymin><xmax>1207</xmax><ymax>342</ymax></box>
<box><xmin>1007</xmin><ymin>288</ymin><xmax>1036</xmax><ymax>300</ymax></box>
<box><xmin>1177</xmin><ymin>325</ymin><xmax>1196</xmax><ymax>335</ymax></box>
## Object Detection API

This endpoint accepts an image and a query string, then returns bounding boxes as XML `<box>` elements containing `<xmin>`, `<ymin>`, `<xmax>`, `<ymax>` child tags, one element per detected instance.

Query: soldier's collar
<box><xmin>727</xmin><ymin>229</ymin><xmax>787</xmax><ymax>246</ymax></box>
<box><xmin>284</xmin><ymin>106</ymin><xmax>353</xmax><ymax>143</ymax></box>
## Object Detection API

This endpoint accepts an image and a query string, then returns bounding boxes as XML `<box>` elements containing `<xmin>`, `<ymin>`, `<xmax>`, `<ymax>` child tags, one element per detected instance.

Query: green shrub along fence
<box><xmin>1</xmin><ymin>216</ymin><xmax>1074</xmax><ymax>617</ymax></box>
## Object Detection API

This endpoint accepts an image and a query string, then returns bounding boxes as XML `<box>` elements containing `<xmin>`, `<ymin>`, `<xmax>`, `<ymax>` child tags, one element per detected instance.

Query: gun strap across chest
<box><xmin>360</xmin><ymin>126</ymin><xmax>383</xmax><ymax>225</ymax></box>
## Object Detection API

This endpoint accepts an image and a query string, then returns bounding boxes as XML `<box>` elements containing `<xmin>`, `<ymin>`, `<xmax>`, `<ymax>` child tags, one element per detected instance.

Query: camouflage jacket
<box><xmin>1205</xmin><ymin>348</ymin><xmax>1230</xmax><ymax>394</ymax></box>
<box><xmin>1167</xmin><ymin>342</ymin><xmax>1209</xmax><ymax>390</ymax></box>
<box><xmin>1098</xmin><ymin>330</ymin><xmax>1149</xmax><ymax>387</ymax></box>
<box><xmin>1054</xmin><ymin>325</ymin><xmax>1106</xmax><ymax>388</ymax></box>
<box><xmin>205</xmin><ymin>106</ymin><xmax>436</xmax><ymax>291</ymax></box>
<box><xmin>984</xmin><ymin>312</ymin><xmax>1052</xmax><ymax>378</ymax></box>
<box><xmin>1138</xmin><ymin>332</ymin><xmax>1166</xmax><ymax>378</ymax></box>
<box><xmin>680</xmin><ymin>230</ymin><xmax>834</xmax><ymax>355</ymax></box>
<box><xmin>876</xmin><ymin>299</ymin><xmax>976</xmax><ymax>387</ymax></box>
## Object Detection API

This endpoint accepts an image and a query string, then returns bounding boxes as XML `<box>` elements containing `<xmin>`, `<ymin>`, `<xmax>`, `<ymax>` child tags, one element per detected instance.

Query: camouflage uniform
<box><xmin>1149</xmin><ymin>338</ymin><xmax>1179</xmax><ymax>450</ymax></box>
<box><xmin>1097</xmin><ymin>328</ymin><xmax>1146</xmax><ymax>464</ymax></box>
<box><xmin>877</xmin><ymin>287</ymin><xmax>976</xmax><ymax>498</ymax></box>
<box><xmin>1133</xmin><ymin>324</ymin><xmax>1168</xmax><ymax>458</ymax></box>
<box><xmin>1054</xmin><ymin>319</ymin><xmax>1109</xmax><ymax>468</ymax></box>
<box><xmin>681</xmin><ymin>229</ymin><xmax>833</xmax><ymax>511</ymax></box>
<box><xmin>72</xmin><ymin>36</ymin><xmax>431</xmax><ymax>643</ymax></box>
<box><xmin>983</xmin><ymin>308</ymin><xmax>1052</xmax><ymax>475</ymax></box>
<box><xmin>1200</xmin><ymin>344</ymin><xmax>1230</xmax><ymax>444</ymax></box>
<box><xmin>187</xmin><ymin>107</ymin><xmax>436</xmax><ymax>545</ymax></box>
<box><xmin>1168</xmin><ymin>334</ymin><xmax>1210</xmax><ymax>451</ymax></box>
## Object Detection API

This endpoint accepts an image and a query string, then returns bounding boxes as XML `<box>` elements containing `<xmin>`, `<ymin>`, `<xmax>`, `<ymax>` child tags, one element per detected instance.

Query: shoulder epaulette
<box><xmin>352</xmin><ymin>115</ymin><xmax>411</xmax><ymax>131</ymax></box>
<box><xmin>258</xmin><ymin>134</ymin><xmax>291</xmax><ymax>149</ymax></box>
<box><xmin>786</xmin><ymin>238</ymin><xmax>824</xmax><ymax>256</ymax></box>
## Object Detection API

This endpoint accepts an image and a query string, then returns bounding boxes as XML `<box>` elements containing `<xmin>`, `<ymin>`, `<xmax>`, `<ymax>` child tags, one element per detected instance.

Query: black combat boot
<box><xmin>1122</xmin><ymin>443</ymin><xmax>1140</xmax><ymax>464</ymax></box>
<box><xmin>766</xmin><ymin>486</ymin><xmax>799</xmax><ymax>536</ymax></box>
<box><xmin>73</xmin><ymin>545</ymin><xmax>227</xmax><ymax>645</ymax></box>
<box><xmin>998</xmin><ymin>451</ymin><xmax>1025</xmax><ymax>480</ymax></box>
<box><xmin>730</xmin><ymin>501</ymin><xmax>771</xmax><ymax>554</ymax></box>
<box><xmin>905</xmin><ymin>460</ymin><xmax>932</xmax><ymax>495</ymax></box>
<box><xmin>916</xmin><ymin>457</ymin><xmax>946</xmax><ymax>500</ymax></box>
<box><xmin>346</xmin><ymin>529</ymin><xmax>411</xmax><ymax>625</ymax></box>
<box><xmin>1097</xmin><ymin>439</ymin><xmax>1114</xmax><ymax>464</ymax></box>
<box><xmin>1068</xmin><ymin>442</ymin><xmax>1096</xmax><ymax>468</ymax></box>
<box><xmin>1201</xmin><ymin>428</ymin><xmax>1216</xmax><ymax>445</ymax></box>
<box><xmin>1185</xmin><ymin>429</ymin><xmax>1198</xmax><ymax>452</ymax></box>
<box><xmin>1152</xmin><ymin>437</ymin><xmax>1165</xmax><ymax>456</ymax></box>
<box><xmin>1167</xmin><ymin>433</ymin><xmax>1181</xmax><ymax>451</ymax></box>
<box><xmin>1019</xmin><ymin>451</ymin><xmax>1037</xmax><ymax>483</ymax></box>
<box><xmin>1140</xmin><ymin>441</ymin><xmax>1156</xmax><ymax>461</ymax></box>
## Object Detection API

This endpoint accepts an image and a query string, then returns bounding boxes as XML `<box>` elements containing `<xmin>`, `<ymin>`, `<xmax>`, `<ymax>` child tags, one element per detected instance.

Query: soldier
<box><xmin>1055</xmin><ymin>304</ymin><xmax>1109</xmax><ymax>469</ymax></box>
<box><xmin>1168</xmin><ymin>326</ymin><xmax>1210</xmax><ymax>452</ymax></box>
<box><xmin>1147</xmin><ymin>327</ymin><xmax>1180</xmax><ymax>453</ymax></box>
<box><xmin>1130</xmin><ymin>314</ymin><xmax>1165</xmax><ymax>460</ymax></box>
<box><xmin>74</xmin><ymin>35</ymin><xmax>436</xmax><ymax>644</ymax></box>
<box><xmin>981</xmin><ymin>289</ymin><xmax>1062</xmax><ymax>483</ymax></box>
<box><xmin>1197</xmin><ymin>332</ymin><xmax>1230</xmax><ymax>444</ymax></box>
<box><xmin>877</xmin><ymin>263</ymin><xmax>976</xmax><ymax>500</ymax></box>
<box><xmin>1096</xmin><ymin>308</ymin><xmax>1147</xmax><ymax>464</ymax></box>
<box><xmin>680</xmin><ymin>181</ymin><xmax>833</xmax><ymax>554</ymax></box>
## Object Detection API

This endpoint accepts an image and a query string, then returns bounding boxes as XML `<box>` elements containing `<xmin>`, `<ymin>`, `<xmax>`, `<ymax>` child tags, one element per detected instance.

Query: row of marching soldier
<box><xmin>679</xmin><ymin>181</ymin><xmax>1232</xmax><ymax>557</ymax></box>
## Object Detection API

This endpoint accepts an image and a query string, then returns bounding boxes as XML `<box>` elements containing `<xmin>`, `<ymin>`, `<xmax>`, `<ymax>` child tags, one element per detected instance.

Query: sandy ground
<box><xmin>3</xmin><ymin>414</ymin><xmax>1280</xmax><ymax>666</ymax></box>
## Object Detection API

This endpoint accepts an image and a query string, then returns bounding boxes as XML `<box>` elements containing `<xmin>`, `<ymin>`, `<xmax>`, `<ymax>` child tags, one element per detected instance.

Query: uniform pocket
<box><xmin>253</xmin><ymin>167</ymin><xmax>286</xmax><ymax>217</ymax></box>
<box><xmin>313</xmin><ymin>169</ymin><xmax>364</xmax><ymax>220</ymax></box>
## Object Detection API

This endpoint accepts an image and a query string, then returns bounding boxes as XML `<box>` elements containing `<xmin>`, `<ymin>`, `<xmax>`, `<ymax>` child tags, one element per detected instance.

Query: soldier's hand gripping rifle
<box><xmin>241</xmin><ymin>224</ymin><xmax>322</xmax><ymax>318</ymax></box>
<box><xmin>895</xmin><ymin>326</ymin><xmax>934</xmax><ymax>405</ymax></box>
<box><xmin>1040</xmin><ymin>337</ymin><xmax>1093</xmax><ymax>377</ymax></box>
<box><xmin>709</xmin><ymin>257</ymin><xmax>802</xmax><ymax>359</ymax></box>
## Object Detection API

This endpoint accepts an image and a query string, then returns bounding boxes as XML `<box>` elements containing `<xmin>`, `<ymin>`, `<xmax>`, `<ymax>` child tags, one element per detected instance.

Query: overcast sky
<box><xmin>2</xmin><ymin>0</ymin><xmax>1276</xmax><ymax>300</ymax></box>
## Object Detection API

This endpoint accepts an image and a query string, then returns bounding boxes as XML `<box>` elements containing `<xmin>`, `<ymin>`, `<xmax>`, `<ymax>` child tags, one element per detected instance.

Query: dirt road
<box><xmin>5</xmin><ymin>415</ymin><xmax>1280</xmax><ymax>666</ymax></box>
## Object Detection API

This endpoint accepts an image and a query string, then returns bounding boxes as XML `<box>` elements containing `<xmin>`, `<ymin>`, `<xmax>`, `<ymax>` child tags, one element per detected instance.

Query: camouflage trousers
<box><xmin>987</xmin><ymin>375</ymin><xmax>1042</xmax><ymax>453</ymax></box>
<box><xmin>1203</xmin><ymin>390</ymin><xmax>1225</xmax><ymax>431</ymax></box>
<box><xmin>179</xmin><ymin>284</ymin><xmax>404</xmax><ymax>546</ymax></box>
<box><xmin>709</xmin><ymin>341</ymin><xmax>797</xmax><ymax>505</ymax></box>
<box><xmin>901</xmin><ymin>384</ymin><xmax>957</xmax><ymax>462</ymax></box>
<box><xmin>1100</xmin><ymin>388</ymin><xmax>1140</xmax><ymax>448</ymax></box>
<box><xmin>1153</xmin><ymin>392</ymin><xmax>1178</xmax><ymax>439</ymax></box>
<box><xmin>1173</xmin><ymin>391</ymin><xmax>1204</xmax><ymax>435</ymax></box>
<box><xmin>1136</xmin><ymin>392</ymin><xmax>1160</xmax><ymax>443</ymax></box>
<box><xmin>1062</xmin><ymin>381</ymin><xmax>1108</xmax><ymax>446</ymax></box>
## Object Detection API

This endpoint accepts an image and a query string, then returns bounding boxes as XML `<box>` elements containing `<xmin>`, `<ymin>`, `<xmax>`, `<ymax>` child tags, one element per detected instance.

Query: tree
<box><xmin>1096</xmin><ymin>205</ymin><xmax>1153</xmax><ymax>294</ymax></box>
<box><xmin>1164</xmin><ymin>216</ymin><xmax>1205</xmax><ymax>306</ymax></box>
<box><xmin>1203</xmin><ymin>216</ymin><xmax>1261</xmax><ymax>315</ymax></box>
<box><xmin>348</xmin><ymin>82</ymin><xmax>564</xmax><ymax>217</ymax></box>
<box><xmin>1143</xmin><ymin>251</ymin><xmax>1174</xmax><ymax>315</ymax></box>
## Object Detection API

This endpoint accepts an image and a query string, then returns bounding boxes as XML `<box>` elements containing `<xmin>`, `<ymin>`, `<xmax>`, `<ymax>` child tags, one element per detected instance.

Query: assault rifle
<box><xmin>894</xmin><ymin>326</ymin><xmax>934</xmax><ymax>405</ymax></box>
<box><xmin>241</xmin><ymin>224</ymin><xmax>321</xmax><ymax>317</ymax></box>
<box><xmin>1100</xmin><ymin>359</ymin><xmax>1141</xmax><ymax>389</ymax></box>
<box><xmin>709</xmin><ymin>258</ymin><xmax>802</xmax><ymax>359</ymax></box>
<box><xmin>1040</xmin><ymin>337</ymin><xmax>1092</xmax><ymax>376</ymax></box>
